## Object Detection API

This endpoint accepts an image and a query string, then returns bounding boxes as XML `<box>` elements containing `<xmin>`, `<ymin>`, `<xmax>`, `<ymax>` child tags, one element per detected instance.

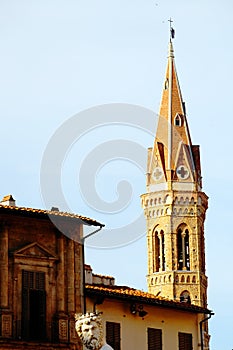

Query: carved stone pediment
<box><xmin>13</xmin><ymin>242</ymin><xmax>58</xmax><ymax>261</ymax></box>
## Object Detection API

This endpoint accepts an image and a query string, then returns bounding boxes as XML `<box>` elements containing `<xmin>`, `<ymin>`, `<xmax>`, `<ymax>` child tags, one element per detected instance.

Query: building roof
<box><xmin>0</xmin><ymin>204</ymin><xmax>104</xmax><ymax>227</ymax></box>
<box><xmin>86</xmin><ymin>284</ymin><xmax>211</xmax><ymax>314</ymax></box>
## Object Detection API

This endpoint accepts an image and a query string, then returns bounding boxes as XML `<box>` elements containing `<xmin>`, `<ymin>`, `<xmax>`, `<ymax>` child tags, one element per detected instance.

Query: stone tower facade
<box><xmin>141</xmin><ymin>39</ymin><xmax>208</xmax><ymax>308</ymax></box>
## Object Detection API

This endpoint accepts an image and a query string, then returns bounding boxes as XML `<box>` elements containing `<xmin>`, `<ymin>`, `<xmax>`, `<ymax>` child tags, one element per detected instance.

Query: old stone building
<box><xmin>0</xmin><ymin>195</ymin><xmax>103</xmax><ymax>349</ymax></box>
<box><xmin>140</xmin><ymin>36</ymin><xmax>211</xmax><ymax>348</ymax></box>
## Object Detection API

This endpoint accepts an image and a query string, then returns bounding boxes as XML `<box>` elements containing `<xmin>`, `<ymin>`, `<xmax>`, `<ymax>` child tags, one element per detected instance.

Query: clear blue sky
<box><xmin>1</xmin><ymin>1</ymin><xmax>233</xmax><ymax>349</ymax></box>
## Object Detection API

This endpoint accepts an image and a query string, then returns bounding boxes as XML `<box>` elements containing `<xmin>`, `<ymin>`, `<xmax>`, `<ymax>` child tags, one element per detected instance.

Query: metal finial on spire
<box><xmin>168</xmin><ymin>18</ymin><xmax>175</xmax><ymax>40</ymax></box>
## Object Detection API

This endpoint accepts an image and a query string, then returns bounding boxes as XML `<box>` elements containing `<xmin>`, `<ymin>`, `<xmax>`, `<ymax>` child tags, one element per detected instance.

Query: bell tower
<box><xmin>141</xmin><ymin>33</ymin><xmax>208</xmax><ymax>308</ymax></box>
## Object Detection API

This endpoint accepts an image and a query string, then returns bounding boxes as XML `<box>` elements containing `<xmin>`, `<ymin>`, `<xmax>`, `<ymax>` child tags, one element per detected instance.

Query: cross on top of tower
<box><xmin>168</xmin><ymin>18</ymin><xmax>175</xmax><ymax>40</ymax></box>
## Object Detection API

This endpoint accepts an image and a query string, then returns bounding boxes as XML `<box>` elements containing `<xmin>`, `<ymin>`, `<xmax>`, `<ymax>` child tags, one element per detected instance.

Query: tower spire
<box><xmin>141</xmin><ymin>31</ymin><xmax>209</xmax><ymax>315</ymax></box>
<box><xmin>147</xmin><ymin>27</ymin><xmax>200</xmax><ymax>191</ymax></box>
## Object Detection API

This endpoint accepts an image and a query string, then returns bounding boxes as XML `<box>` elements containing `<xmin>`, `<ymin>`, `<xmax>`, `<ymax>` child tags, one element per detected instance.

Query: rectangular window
<box><xmin>148</xmin><ymin>328</ymin><xmax>162</xmax><ymax>350</ymax></box>
<box><xmin>22</xmin><ymin>270</ymin><xmax>46</xmax><ymax>341</ymax></box>
<box><xmin>106</xmin><ymin>321</ymin><xmax>121</xmax><ymax>350</ymax></box>
<box><xmin>178</xmin><ymin>332</ymin><xmax>193</xmax><ymax>350</ymax></box>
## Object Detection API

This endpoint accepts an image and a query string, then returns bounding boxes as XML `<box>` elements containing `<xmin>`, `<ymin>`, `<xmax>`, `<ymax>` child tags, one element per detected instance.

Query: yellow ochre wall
<box><xmin>86</xmin><ymin>297</ymin><xmax>202</xmax><ymax>350</ymax></box>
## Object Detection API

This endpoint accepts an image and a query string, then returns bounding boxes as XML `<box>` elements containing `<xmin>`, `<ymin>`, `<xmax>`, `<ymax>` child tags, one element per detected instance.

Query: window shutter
<box><xmin>178</xmin><ymin>332</ymin><xmax>193</xmax><ymax>350</ymax></box>
<box><xmin>106</xmin><ymin>322</ymin><xmax>121</xmax><ymax>350</ymax></box>
<box><xmin>148</xmin><ymin>328</ymin><xmax>162</xmax><ymax>350</ymax></box>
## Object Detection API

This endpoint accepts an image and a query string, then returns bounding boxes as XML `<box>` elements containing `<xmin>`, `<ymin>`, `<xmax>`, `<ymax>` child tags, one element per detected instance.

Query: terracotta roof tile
<box><xmin>85</xmin><ymin>284</ymin><xmax>210</xmax><ymax>314</ymax></box>
<box><xmin>0</xmin><ymin>204</ymin><xmax>104</xmax><ymax>227</ymax></box>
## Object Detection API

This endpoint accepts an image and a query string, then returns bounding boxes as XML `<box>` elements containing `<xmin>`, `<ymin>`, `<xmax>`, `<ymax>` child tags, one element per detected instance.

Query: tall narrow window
<box><xmin>154</xmin><ymin>231</ymin><xmax>160</xmax><ymax>272</ymax></box>
<box><xmin>184</xmin><ymin>229</ymin><xmax>190</xmax><ymax>270</ymax></box>
<box><xmin>148</xmin><ymin>328</ymin><xmax>162</xmax><ymax>350</ymax></box>
<box><xmin>177</xmin><ymin>227</ymin><xmax>190</xmax><ymax>270</ymax></box>
<box><xmin>160</xmin><ymin>231</ymin><xmax>165</xmax><ymax>271</ymax></box>
<box><xmin>177</xmin><ymin>229</ymin><xmax>183</xmax><ymax>270</ymax></box>
<box><xmin>174</xmin><ymin>114</ymin><xmax>183</xmax><ymax>127</ymax></box>
<box><xmin>106</xmin><ymin>322</ymin><xmax>121</xmax><ymax>350</ymax></box>
<box><xmin>178</xmin><ymin>332</ymin><xmax>193</xmax><ymax>350</ymax></box>
<box><xmin>22</xmin><ymin>270</ymin><xmax>46</xmax><ymax>341</ymax></box>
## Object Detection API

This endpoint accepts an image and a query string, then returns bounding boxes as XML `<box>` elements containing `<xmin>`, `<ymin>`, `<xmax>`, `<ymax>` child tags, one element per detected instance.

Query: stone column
<box><xmin>57</xmin><ymin>234</ymin><xmax>65</xmax><ymax>312</ymax></box>
<box><xmin>74</xmin><ymin>241</ymin><xmax>82</xmax><ymax>312</ymax></box>
<box><xmin>67</xmin><ymin>238</ymin><xmax>75</xmax><ymax>314</ymax></box>
<box><xmin>0</xmin><ymin>224</ymin><xmax>8</xmax><ymax>308</ymax></box>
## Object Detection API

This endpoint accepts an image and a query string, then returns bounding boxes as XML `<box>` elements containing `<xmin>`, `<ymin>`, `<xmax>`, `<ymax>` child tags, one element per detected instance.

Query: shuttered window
<box><xmin>22</xmin><ymin>270</ymin><xmax>46</xmax><ymax>340</ymax></box>
<box><xmin>106</xmin><ymin>322</ymin><xmax>121</xmax><ymax>350</ymax></box>
<box><xmin>178</xmin><ymin>332</ymin><xmax>193</xmax><ymax>350</ymax></box>
<box><xmin>147</xmin><ymin>328</ymin><xmax>162</xmax><ymax>350</ymax></box>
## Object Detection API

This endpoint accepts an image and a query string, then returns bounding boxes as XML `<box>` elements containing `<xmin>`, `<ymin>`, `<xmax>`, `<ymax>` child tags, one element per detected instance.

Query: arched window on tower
<box><xmin>160</xmin><ymin>230</ymin><xmax>166</xmax><ymax>271</ymax></box>
<box><xmin>174</xmin><ymin>113</ymin><xmax>183</xmax><ymax>127</ymax></box>
<box><xmin>184</xmin><ymin>229</ymin><xmax>190</xmax><ymax>270</ymax></box>
<box><xmin>153</xmin><ymin>229</ymin><xmax>165</xmax><ymax>272</ymax></box>
<box><xmin>153</xmin><ymin>230</ymin><xmax>160</xmax><ymax>272</ymax></box>
<box><xmin>177</xmin><ymin>226</ymin><xmax>190</xmax><ymax>271</ymax></box>
<box><xmin>180</xmin><ymin>290</ymin><xmax>191</xmax><ymax>304</ymax></box>
<box><xmin>177</xmin><ymin>229</ymin><xmax>183</xmax><ymax>270</ymax></box>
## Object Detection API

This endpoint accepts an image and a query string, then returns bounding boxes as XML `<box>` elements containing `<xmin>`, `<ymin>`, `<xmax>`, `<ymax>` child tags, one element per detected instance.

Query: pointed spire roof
<box><xmin>147</xmin><ymin>36</ymin><xmax>202</xmax><ymax>191</ymax></box>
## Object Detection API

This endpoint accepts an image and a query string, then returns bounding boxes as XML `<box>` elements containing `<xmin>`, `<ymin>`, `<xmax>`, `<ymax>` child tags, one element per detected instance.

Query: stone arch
<box><xmin>169</xmin><ymin>274</ymin><xmax>171</xmax><ymax>282</ymax></box>
<box><xmin>186</xmin><ymin>275</ymin><xmax>190</xmax><ymax>283</ymax></box>
<box><xmin>192</xmin><ymin>276</ymin><xmax>196</xmax><ymax>283</ymax></box>
<box><xmin>164</xmin><ymin>194</ymin><xmax>172</xmax><ymax>204</ymax></box>
<box><xmin>181</xmin><ymin>275</ymin><xmax>185</xmax><ymax>283</ymax></box>
<box><xmin>180</xmin><ymin>290</ymin><xmax>191</xmax><ymax>304</ymax></box>
<box><xmin>150</xmin><ymin>199</ymin><xmax>153</xmax><ymax>206</ymax></box>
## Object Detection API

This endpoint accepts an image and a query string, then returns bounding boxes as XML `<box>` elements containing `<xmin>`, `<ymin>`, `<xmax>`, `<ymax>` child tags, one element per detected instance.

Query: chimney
<box><xmin>0</xmin><ymin>195</ymin><xmax>16</xmax><ymax>207</ymax></box>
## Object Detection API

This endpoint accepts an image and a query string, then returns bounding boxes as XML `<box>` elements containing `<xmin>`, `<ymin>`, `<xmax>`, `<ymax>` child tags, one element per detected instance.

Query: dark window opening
<box><xmin>22</xmin><ymin>270</ymin><xmax>46</xmax><ymax>341</ymax></box>
<box><xmin>154</xmin><ymin>231</ymin><xmax>160</xmax><ymax>272</ymax></box>
<box><xmin>178</xmin><ymin>332</ymin><xmax>193</xmax><ymax>350</ymax></box>
<box><xmin>148</xmin><ymin>328</ymin><xmax>162</xmax><ymax>350</ymax></box>
<box><xmin>106</xmin><ymin>322</ymin><xmax>120</xmax><ymax>350</ymax></box>
<box><xmin>177</xmin><ymin>228</ymin><xmax>190</xmax><ymax>271</ymax></box>
<box><xmin>177</xmin><ymin>229</ymin><xmax>183</xmax><ymax>270</ymax></box>
<box><xmin>161</xmin><ymin>231</ymin><xmax>165</xmax><ymax>271</ymax></box>
<box><xmin>175</xmin><ymin>114</ymin><xmax>183</xmax><ymax>127</ymax></box>
<box><xmin>180</xmin><ymin>291</ymin><xmax>191</xmax><ymax>304</ymax></box>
